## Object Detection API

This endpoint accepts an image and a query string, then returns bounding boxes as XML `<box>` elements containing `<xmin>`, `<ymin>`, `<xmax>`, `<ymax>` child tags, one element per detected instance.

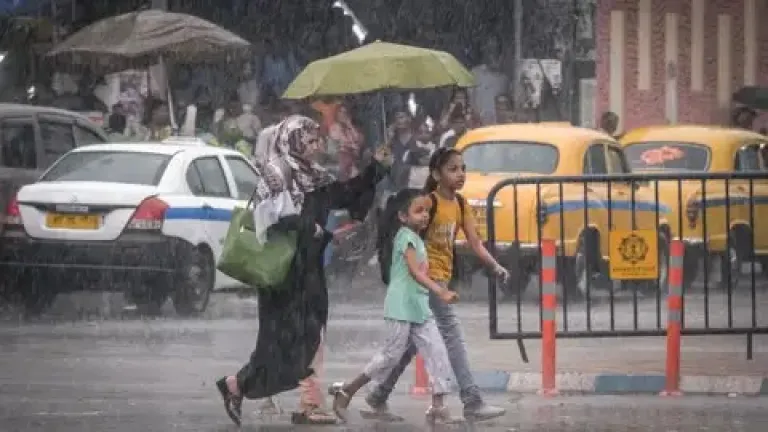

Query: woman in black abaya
<box><xmin>216</xmin><ymin>115</ymin><xmax>390</xmax><ymax>426</ymax></box>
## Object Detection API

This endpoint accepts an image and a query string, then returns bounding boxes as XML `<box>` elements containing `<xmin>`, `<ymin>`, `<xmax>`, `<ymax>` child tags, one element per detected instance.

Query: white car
<box><xmin>0</xmin><ymin>139</ymin><xmax>259</xmax><ymax>316</ymax></box>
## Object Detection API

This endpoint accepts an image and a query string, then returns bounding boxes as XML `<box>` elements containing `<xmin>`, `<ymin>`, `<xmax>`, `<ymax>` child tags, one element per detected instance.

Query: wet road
<box><xmin>0</xmin><ymin>293</ymin><xmax>767</xmax><ymax>431</ymax></box>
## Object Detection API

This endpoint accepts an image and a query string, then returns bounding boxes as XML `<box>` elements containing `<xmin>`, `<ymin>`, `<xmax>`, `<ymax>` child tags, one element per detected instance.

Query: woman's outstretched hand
<box><xmin>373</xmin><ymin>144</ymin><xmax>393</xmax><ymax>167</ymax></box>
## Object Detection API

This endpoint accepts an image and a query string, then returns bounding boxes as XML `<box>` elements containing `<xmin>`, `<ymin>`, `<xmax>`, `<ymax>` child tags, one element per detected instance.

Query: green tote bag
<box><xmin>217</xmin><ymin>205</ymin><xmax>298</xmax><ymax>291</ymax></box>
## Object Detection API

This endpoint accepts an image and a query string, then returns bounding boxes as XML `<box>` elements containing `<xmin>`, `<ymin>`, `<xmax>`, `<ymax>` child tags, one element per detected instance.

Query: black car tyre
<box><xmin>172</xmin><ymin>246</ymin><xmax>214</xmax><ymax>317</ymax></box>
<box><xmin>127</xmin><ymin>286</ymin><xmax>168</xmax><ymax>317</ymax></box>
<box><xmin>12</xmin><ymin>270</ymin><xmax>56</xmax><ymax>317</ymax></box>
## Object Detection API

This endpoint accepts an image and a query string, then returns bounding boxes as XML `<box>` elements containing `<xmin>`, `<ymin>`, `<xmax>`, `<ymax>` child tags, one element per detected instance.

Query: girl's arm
<box><xmin>404</xmin><ymin>247</ymin><xmax>458</xmax><ymax>303</ymax></box>
<box><xmin>462</xmin><ymin>210</ymin><xmax>509</xmax><ymax>279</ymax></box>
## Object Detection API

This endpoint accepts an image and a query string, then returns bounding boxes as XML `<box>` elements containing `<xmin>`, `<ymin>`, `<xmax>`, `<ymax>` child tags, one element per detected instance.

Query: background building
<box><xmin>596</xmin><ymin>0</ymin><xmax>768</xmax><ymax>132</ymax></box>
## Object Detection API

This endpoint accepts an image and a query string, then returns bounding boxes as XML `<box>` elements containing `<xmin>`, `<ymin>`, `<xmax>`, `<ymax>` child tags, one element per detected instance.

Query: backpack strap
<box><xmin>421</xmin><ymin>192</ymin><xmax>439</xmax><ymax>239</ymax></box>
<box><xmin>422</xmin><ymin>192</ymin><xmax>466</xmax><ymax>238</ymax></box>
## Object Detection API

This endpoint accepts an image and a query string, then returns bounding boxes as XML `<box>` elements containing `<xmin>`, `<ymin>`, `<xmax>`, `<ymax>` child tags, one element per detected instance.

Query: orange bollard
<box><xmin>661</xmin><ymin>240</ymin><xmax>685</xmax><ymax>397</ymax></box>
<box><xmin>539</xmin><ymin>239</ymin><xmax>559</xmax><ymax>397</ymax></box>
<box><xmin>410</xmin><ymin>354</ymin><xmax>430</xmax><ymax>396</ymax></box>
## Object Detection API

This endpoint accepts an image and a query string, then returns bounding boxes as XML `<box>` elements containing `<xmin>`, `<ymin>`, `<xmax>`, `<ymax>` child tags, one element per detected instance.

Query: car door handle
<box><xmin>202</xmin><ymin>202</ymin><xmax>213</xmax><ymax>211</ymax></box>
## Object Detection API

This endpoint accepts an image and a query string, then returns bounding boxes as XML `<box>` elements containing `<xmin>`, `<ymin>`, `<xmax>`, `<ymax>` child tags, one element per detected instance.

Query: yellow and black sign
<box><xmin>609</xmin><ymin>230</ymin><xmax>659</xmax><ymax>280</ymax></box>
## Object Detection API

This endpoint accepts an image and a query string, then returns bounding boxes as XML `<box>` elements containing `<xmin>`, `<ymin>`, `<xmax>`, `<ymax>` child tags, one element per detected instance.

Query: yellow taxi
<box><xmin>455</xmin><ymin>123</ymin><xmax>671</xmax><ymax>297</ymax></box>
<box><xmin>620</xmin><ymin>125</ymin><xmax>768</xmax><ymax>288</ymax></box>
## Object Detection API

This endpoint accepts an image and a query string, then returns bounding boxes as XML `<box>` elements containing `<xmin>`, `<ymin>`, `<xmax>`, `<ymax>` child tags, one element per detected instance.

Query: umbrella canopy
<box><xmin>46</xmin><ymin>10</ymin><xmax>251</xmax><ymax>71</ymax></box>
<box><xmin>282</xmin><ymin>41</ymin><xmax>475</xmax><ymax>99</ymax></box>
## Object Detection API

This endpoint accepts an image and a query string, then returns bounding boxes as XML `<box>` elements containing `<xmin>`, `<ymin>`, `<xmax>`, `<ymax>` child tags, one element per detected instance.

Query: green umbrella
<box><xmin>282</xmin><ymin>41</ymin><xmax>475</xmax><ymax>99</ymax></box>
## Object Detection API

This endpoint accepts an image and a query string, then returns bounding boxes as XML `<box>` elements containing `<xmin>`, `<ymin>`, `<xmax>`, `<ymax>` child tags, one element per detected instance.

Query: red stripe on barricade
<box><xmin>541</xmin><ymin>293</ymin><xmax>557</xmax><ymax>310</ymax></box>
<box><xmin>667</xmin><ymin>295</ymin><xmax>683</xmax><ymax>311</ymax></box>
<box><xmin>662</xmin><ymin>240</ymin><xmax>684</xmax><ymax>397</ymax></box>
<box><xmin>541</xmin><ymin>268</ymin><xmax>557</xmax><ymax>284</ymax></box>
<box><xmin>539</xmin><ymin>239</ymin><xmax>558</xmax><ymax>397</ymax></box>
<box><xmin>668</xmin><ymin>267</ymin><xmax>683</xmax><ymax>286</ymax></box>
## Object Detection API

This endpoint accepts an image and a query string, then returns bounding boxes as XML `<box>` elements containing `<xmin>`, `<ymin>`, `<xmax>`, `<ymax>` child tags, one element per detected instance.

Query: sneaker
<box><xmin>463</xmin><ymin>403</ymin><xmax>506</xmax><ymax>421</ymax></box>
<box><xmin>425</xmin><ymin>406</ymin><xmax>462</xmax><ymax>425</ymax></box>
<box><xmin>360</xmin><ymin>394</ymin><xmax>404</xmax><ymax>422</ymax></box>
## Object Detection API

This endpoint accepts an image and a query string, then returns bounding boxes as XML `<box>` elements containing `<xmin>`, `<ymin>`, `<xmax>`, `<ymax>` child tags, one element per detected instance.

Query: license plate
<box><xmin>45</xmin><ymin>213</ymin><xmax>100</xmax><ymax>230</ymax></box>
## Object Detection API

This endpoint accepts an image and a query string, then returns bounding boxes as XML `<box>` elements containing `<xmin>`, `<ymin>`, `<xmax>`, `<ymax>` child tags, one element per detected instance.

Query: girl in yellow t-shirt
<box><xmin>422</xmin><ymin>147</ymin><xmax>509</xmax><ymax>284</ymax></box>
<box><xmin>362</xmin><ymin>148</ymin><xmax>511</xmax><ymax>423</ymax></box>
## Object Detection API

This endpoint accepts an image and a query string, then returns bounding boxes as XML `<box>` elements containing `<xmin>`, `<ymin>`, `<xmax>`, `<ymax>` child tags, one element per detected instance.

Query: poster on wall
<box><xmin>574</xmin><ymin>0</ymin><xmax>596</xmax><ymax>61</ymax></box>
<box><xmin>516</xmin><ymin>58</ymin><xmax>562</xmax><ymax>109</ymax></box>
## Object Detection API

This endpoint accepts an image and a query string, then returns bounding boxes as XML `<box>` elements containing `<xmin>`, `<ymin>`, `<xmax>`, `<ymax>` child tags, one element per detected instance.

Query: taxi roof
<box><xmin>456</xmin><ymin>123</ymin><xmax>615</xmax><ymax>151</ymax></box>
<box><xmin>620</xmin><ymin>125</ymin><xmax>766</xmax><ymax>147</ymax></box>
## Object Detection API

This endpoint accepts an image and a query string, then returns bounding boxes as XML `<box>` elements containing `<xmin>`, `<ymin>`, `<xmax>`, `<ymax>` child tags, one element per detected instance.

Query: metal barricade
<box><xmin>485</xmin><ymin>172</ymin><xmax>768</xmax><ymax>367</ymax></box>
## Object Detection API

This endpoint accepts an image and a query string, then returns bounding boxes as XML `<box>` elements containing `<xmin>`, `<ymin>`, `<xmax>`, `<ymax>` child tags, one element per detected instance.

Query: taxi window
<box><xmin>734</xmin><ymin>145</ymin><xmax>762</xmax><ymax>172</ymax></box>
<box><xmin>189</xmin><ymin>157</ymin><xmax>231</xmax><ymax>198</ymax></box>
<box><xmin>584</xmin><ymin>144</ymin><xmax>607</xmax><ymax>174</ymax></box>
<box><xmin>41</xmin><ymin>151</ymin><xmax>171</xmax><ymax>185</ymax></box>
<box><xmin>606</xmin><ymin>146</ymin><xmax>630</xmax><ymax>173</ymax></box>
<box><xmin>624</xmin><ymin>142</ymin><xmax>710</xmax><ymax>171</ymax></box>
<box><xmin>462</xmin><ymin>141</ymin><xmax>558</xmax><ymax>174</ymax></box>
<box><xmin>225</xmin><ymin>156</ymin><xmax>260</xmax><ymax>200</ymax></box>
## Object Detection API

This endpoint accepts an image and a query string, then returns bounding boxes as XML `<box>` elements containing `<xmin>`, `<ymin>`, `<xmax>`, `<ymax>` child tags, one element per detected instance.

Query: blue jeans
<box><xmin>367</xmin><ymin>282</ymin><xmax>483</xmax><ymax>408</ymax></box>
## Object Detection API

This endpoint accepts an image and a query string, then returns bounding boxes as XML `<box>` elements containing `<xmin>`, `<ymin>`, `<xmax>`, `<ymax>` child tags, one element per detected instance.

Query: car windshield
<box><xmin>624</xmin><ymin>142</ymin><xmax>711</xmax><ymax>171</ymax></box>
<box><xmin>40</xmin><ymin>151</ymin><xmax>172</xmax><ymax>185</ymax></box>
<box><xmin>462</xmin><ymin>141</ymin><xmax>559</xmax><ymax>174</ymax></box>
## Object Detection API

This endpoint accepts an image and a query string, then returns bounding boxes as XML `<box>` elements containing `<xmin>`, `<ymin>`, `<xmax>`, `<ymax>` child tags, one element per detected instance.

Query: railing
<box><xmin>484</xmin><ymin>171</ymin><xmax>768</xmax><ymax>366</ymax></box>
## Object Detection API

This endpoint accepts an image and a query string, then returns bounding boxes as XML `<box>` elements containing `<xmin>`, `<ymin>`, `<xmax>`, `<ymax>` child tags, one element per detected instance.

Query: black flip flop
<box><xmin>216</xmin><ymin>377</ymin><xmax>242</xmax><ymax>426</ymax></box>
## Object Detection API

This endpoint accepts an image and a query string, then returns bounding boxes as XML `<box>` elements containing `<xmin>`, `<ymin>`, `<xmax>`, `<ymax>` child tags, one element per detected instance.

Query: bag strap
<box><xmin>420</xmin><ymin>192</ymin><xmax>439</xmax><ymax>239</ymax></box>
<box><xmin>422</xmin><ymin>192</ymin><xmax>465</xmax><ymax>238</ymax></box>
<box><xmin>457</xmin><ymin>193</ymin><xmax>466</xmax><ymax>226</ymax></box>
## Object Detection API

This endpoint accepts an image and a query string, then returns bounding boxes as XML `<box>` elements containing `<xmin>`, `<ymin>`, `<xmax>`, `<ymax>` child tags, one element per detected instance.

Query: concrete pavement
<box><xmin>3</xmin><ymin>281</ymin><xmax>768</xmax><ymax>394</ymax></box>
<box><xmin>0</xmin><ymin>290</ymin><xmax>767</xmax><ymax>430</ymax></box>
<box><xmin>0</xmin><ymin>306</ymin><xmax>767</xmax><ymax>431</ymax></box>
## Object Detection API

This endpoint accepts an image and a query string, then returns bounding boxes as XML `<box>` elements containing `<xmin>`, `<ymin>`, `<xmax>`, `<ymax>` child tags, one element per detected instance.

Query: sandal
<box><xmin>291</xmin><ymin>405</ymin><xmax>338</xmax><ymax>425</ymax></box>
<box><xmin>329</xmin><ymin>385</ymin><xmax>352</xmax><ymax>422</ymax></box>
<box><xmin>216</xmin><ymin>377</ymin><xmax>243</xmax><ymax>426</ymax></box>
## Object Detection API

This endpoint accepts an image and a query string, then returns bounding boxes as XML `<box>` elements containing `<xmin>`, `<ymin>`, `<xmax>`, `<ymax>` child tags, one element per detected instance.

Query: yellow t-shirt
<box><xmin>424</xmin><ymin>193</ymin><xmax>474</xmax><ymax>282</ymax></box>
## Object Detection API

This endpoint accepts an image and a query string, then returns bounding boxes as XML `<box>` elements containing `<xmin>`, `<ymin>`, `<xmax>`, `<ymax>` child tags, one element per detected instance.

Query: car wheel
<box><xmin>682</xmin><ymin>250</ymin><xmax>701</xmax><ymax>290</ymax></box>
<box><xmin>718</xmin><ymin>236</ymin><xmax>743</xmax><ymax>290</ymax></box>
<box><xmin>127</xmin><ymin>286</ymin><xmax>168</xmax><ymax>317</ymax></box>
<box><xmin>172</xmin><ymin>246</ymin><xmax>214</xmax><ymax>317</ymax></box>
<box><xmin>13</xmin><ymin>271</ymin><xmax>56</xmax><ymax>317</ymax></box>
<box><xmin>562</xmin><ymin>232</ymin><xmax>601</xmax><ymax>300</ymax></box>
<box><xmin>759</xmin><ymin>257</ymin><xmax>768</xmax><ymax>280</ymax></box>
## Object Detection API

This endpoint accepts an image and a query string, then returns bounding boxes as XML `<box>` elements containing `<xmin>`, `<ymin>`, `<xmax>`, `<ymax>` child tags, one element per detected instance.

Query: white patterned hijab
<box><xmin>250</xmin><ymin>115</ymin><xmax>335</xmax><ymax>211</ymax></box>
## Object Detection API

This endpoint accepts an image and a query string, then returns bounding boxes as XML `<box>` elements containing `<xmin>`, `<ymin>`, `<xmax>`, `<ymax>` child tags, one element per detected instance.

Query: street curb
<box><xmin>470</xmin><ymin>371</ymin><xmax>768</xmax><ymax>395</ymax></box>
